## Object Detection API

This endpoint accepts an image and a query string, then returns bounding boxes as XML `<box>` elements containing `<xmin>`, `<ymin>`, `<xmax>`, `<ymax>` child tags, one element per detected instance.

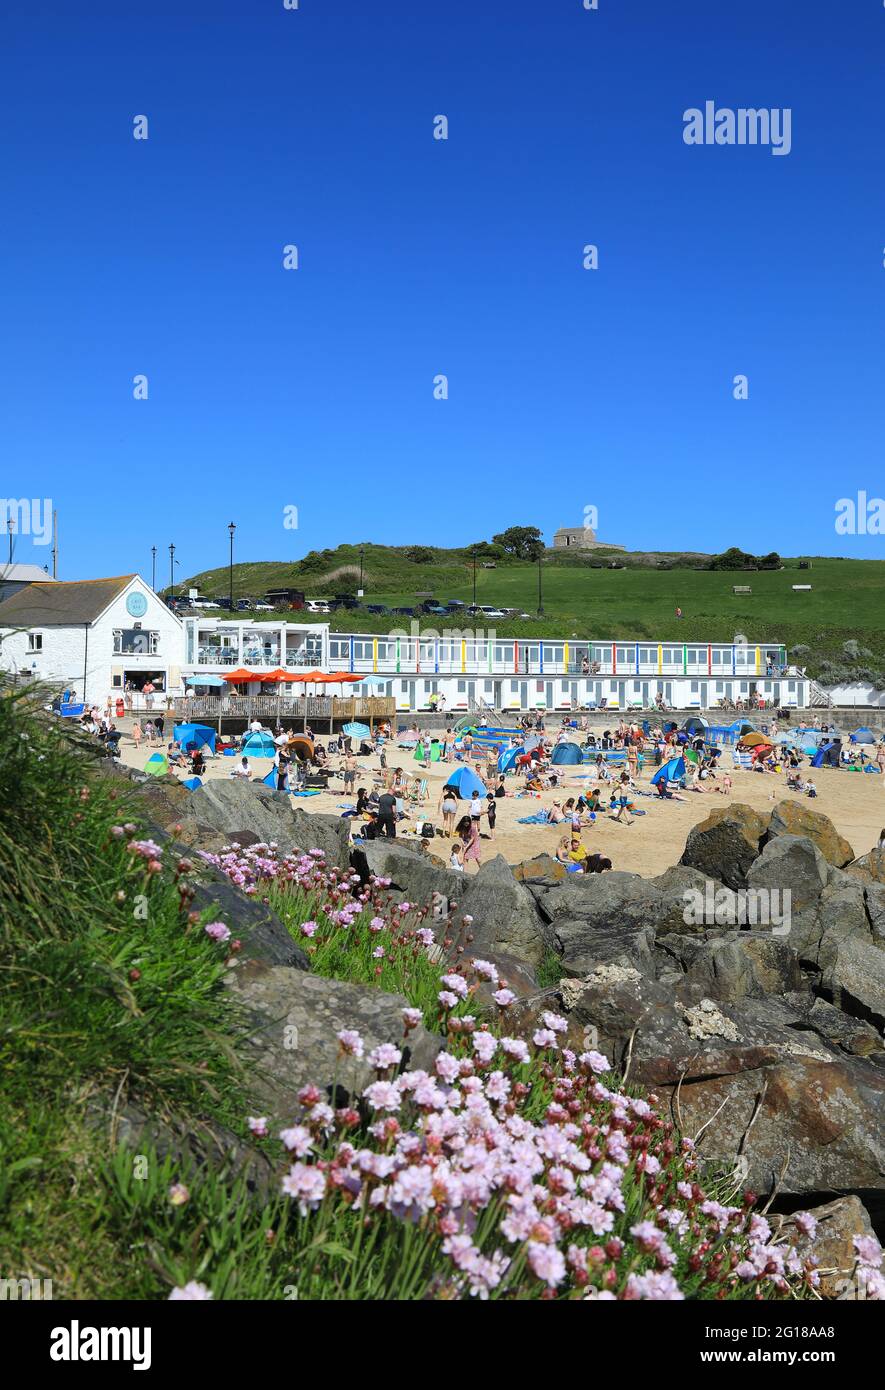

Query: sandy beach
<box><xmin>115</xmin><ymin>726</ymin><xmax>885</xmax><ymax>875</ymax></box>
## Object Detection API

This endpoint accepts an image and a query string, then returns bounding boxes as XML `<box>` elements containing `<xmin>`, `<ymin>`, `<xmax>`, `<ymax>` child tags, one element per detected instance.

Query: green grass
<box><xmin>0</xmin><ymin>683</ymin><xmax>248</xmax><ymax>1295</ymax></box>
<box><xmin>177</xmin><ymin>544</ymin><xmax>885</xmax><ymax>682</ymax></box>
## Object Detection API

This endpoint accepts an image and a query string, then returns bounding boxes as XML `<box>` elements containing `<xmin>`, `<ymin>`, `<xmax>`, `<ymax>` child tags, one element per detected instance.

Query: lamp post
<box><xmin>7</xmin><ymin>518</ymin><xmax>13</xmax><ymax>565</ymax></box>
<box><xmin>169</xmin><ymin>543</ymin><xmax>175</xmax><ymax>595</ymax></box>
<box><xmin>228</xmin><ymin>522</ymin><xmax>236</xmax><ymax>611</ymax></box>
<box><xmin>537</xmin><ymin>548</ymin><xmax>544</xmax><ymax>615</ymax></box>
<box><xmin>151</xmin><ymin>546</ymin><xmax>157</xmax><ymax>591</ymax></box>
<box><xmin>472</xmin><ymin>547</ymin><xmax>477</xmax><ymax>610</ymax></box>
<box><xmin>359</xmin><ymin>544</ymin><xmax>364</xmax><ymax>596</ymax></box>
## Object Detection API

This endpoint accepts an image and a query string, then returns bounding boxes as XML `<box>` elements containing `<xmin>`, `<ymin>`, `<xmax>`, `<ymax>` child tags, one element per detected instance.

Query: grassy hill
<box><xmin>178</xmin><ymin>544</ymin><xmax>885</xmax><ymax>685</ymax></box>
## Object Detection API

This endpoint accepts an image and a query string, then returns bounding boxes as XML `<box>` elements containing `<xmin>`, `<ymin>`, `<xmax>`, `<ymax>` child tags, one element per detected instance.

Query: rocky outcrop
<box><xmin>766</xmin><ymin>800</ymin><xmax>854</xmax><ymax>867</ymax></box>
<box><xmin>822</xmin><ymin>936</ymin><xmax>885</xmax><ymax>1030</ymax></box>
<box><xmin>183</xmin><ymin>782</ymin><xmax>351</xmax><ymax>868</ymax></box>
<box><xmin>189</xmin><ymin>872</ymin><xmax>310</xmax><ymax>971</ymax></box>
<box><xmin>224</xmin><ymin>960</ymin><xmax>443</xmax><ymax>1123</ymax></box>
<box><xmin>458</xmin><ymin>856</ymin><xmax>554</xmax><ymax>968</ymax></box>
<box><xmin>655</xmin><ymin>931</ymin><xmax>804</xmax><ymax>1002</ymax></box>
<box><xmin>775</xmin><ymin>1197</ymin><xmax>878</xmax><ymax>1299</ymax></box>
<box><xmin>680</xmin><ymin>805</ymin><xmax>769</xmax><ymax>889</ymax></box>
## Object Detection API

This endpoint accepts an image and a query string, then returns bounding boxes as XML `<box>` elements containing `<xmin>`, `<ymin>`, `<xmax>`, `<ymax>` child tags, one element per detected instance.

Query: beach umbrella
<box><xmin>343</xmin><ymin>722</ymin><xmax>371</xmax><ymax>740</ymax></box>
<box><xmin>225</xmin><ymin>668</ymin><xmax>258</xmax><ymax>683</ymax></box>
<box><xmin>258</xmin><ymin>668</ymin><xmax>299</xmax><ymax>682</ymax></box>
<box><xmin>740</xmin><ymin>732</ymin><xmax>770</xmax><ymax>748</ymax></box>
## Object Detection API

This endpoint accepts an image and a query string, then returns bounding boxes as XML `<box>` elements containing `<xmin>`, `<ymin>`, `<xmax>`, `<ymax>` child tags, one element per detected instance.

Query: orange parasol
<box><xmin>225</xmin><ymin>668</ymin><xmax>258</xmax><ymax>683</ymax></box>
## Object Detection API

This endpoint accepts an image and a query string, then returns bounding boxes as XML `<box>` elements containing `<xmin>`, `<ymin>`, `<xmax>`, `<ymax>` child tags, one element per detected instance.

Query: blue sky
<box><xmin>3</xmin><ymin>0</ymin><xmax>885</xmax><ymax>583</ymax></box>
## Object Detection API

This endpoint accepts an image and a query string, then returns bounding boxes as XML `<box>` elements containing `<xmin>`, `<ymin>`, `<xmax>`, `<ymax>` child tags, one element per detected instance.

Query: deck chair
<box><xmin>408</xmin><ymin>777</ymin><xmax>429</xmax><ymax>804</ymax></box>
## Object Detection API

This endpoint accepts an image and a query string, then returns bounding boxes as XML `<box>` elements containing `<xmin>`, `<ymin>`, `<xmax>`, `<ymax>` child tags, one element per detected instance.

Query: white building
<box><xmin>0</xmin><ymin>578</ymin><xmax>818</xmax><ymax>713</ymax></box>
<box><xmin>0</xmin><ymin>562</ymin><xmax>57</xmax><ymax>604</ymax></box>
<box><xmin>0</xmin><ymin>574</ymin><xmax>182</xmax><ymax>705</ymax></box>
<box><xmin>181</xmin><ymin>617</ymin><xmax>810</xmax><ymax>712</ymax></box>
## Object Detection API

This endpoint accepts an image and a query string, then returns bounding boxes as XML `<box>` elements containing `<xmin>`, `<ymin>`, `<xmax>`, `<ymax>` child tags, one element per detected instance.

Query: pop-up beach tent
<box><xmin>551</xmin><ymin>742</ymin><xmax>583</xmax><ymax>766</ymax></box>
<box><xmin>144</xmin><ymin>753</ymin><xmax>169</xmax><ymax>777</ymax></box>
<box><xmin>651</xmin><ymin>756</ymin><xmax>686</xmax><ymax>786</ymax></box>
<box><xmin>174</xmin><ymin>722</ymin><xmax>217</xmax><ymax>754</ymax></box>
<box><xmin>241</xmin><ymin>731</ymin><xmax>277</xmax><ymax>757</ymax></box>
<box><xmin>443</xmin><ymin>766</ymin><xmax>487</xmax><ymax>800</ymax></box>
<box><xmin>498</xmin><ymin>746</ymin><xmax>524</xmax><ymax>773</ymax></box>
<box><xmin>850</xmin><ymin>727</ymin><xmax>878</xmax><ymax>744</ymax></box>
<box><xmin>682</xmin><ymin>717</ymin><xmax>709</xmax><ymax>735</ymax></box>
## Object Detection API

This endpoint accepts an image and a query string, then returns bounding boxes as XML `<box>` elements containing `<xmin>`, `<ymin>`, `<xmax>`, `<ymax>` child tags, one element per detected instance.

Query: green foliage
<box><xmin>491</xmin><ymin>525</ymin><xmax>545</xmax><ymax>560</ymax></box>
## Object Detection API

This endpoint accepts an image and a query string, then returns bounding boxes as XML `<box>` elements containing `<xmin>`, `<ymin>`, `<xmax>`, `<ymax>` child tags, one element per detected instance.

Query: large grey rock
<box><xmin>823</xmin><ymin>936</ymin><xmax>885</xmax><ymax>1030</ymax></box>
<box><xmin>864</xmin><ymin>882</ymin><xmax>885</xmax><ymax>945</ymax></box>
<box><xmin>798</xmin><ymin>996</ymin><xmax>884</xmax><ymax>1059</ymax></box>
<box><xmin>532</xmin><ymin>872</ymin><xmax>659</xmax><ymax>977</ymax></box>
<box><xmin>458</xmin><ymin>855</ymin><xmax>552</xmax><ymax>967</ymax></box>
<box><xmin>189</xmin><ymin>873</ymin><xmax>310</xmax><ymax>971</ymax></box>
<box><xmin>85</xmin><ymin>1093</ymin><xmax>275</xmax><ymax>1195</ymax></box>
<box><xmin>816</xmin><ymin>875</ymin><xmax>874</xmax><ymax>975</ymax></box>
<box><xmin>186</xmin><ymin>781</ymin><xmax>351</xmax><ymax>867</ymax></box>
<box><xmin>357</xmin><ymin>840</ymin><xmax>457</xmax><ymax>913</ymax></box>
<box><xmin>680</xmin><ymin>805</ymin><xmax>769</xmax><ymax>889</ymax></box>
<box><xmin>766</xmin><ymin>800</ymin><xmax>854</xmax><ymax>867</ymax></box>
<box><xmin>667</xmin><ymin>1050</ymin><xmax>885</xmax><ymax>1197</ymax></box>
<box><xmin>224</xmin><ymin>961</ymin><xmax>443</xmax><ymax>1122</ymax></box>
<box><xmin>776</xmin><ymin>1197</ymin><xmax>878</xmax><ymax>1299</ymax></box>
<box><xmin>746</xmin><ymin>835</ymin><xmax>829</xmax><ymax>961</ymax></box>
<box><xmin>656</xmin><ymin>931</ymin><xmax>804</xmax><ymax>1001</ymax></box>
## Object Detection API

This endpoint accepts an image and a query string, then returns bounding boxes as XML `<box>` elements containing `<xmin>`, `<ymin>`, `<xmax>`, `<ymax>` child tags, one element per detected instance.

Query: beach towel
<box><xmin>517</xmin><ymin>812</ymin><xmax>551</xmax><ymax>825</ymax></box>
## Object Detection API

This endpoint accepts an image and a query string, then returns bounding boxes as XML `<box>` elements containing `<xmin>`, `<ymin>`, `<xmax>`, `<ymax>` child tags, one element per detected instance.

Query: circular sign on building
<box><xmin>126</xmin><ymin>591</ymin><xmax>148</xmax><ymax>618</ymax></box>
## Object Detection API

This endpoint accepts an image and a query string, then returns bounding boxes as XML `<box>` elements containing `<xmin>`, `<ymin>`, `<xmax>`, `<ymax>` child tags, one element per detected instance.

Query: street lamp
<box><xmin>169</xmin><ymin>543</ymin><xmax>175</xmax><ymax>594</ymax></box>
<box><xmin>472</xmin><ymin>546</ymin><xmax>477</xmax><ymax>609</ymax></box>
<box><xmin>359</xmin><ymin>544</ymin><xmax>364</xmax><ymax>595</ymax></box>
<box><xmin>228</xmin><ymin>522</ymin><xmax>236</xmax><ymax>611</ymax></box>
<box><xmin>151</xmin><ymin>546</ymin><xmax>157</xmax><ymax>591</ymax></box>
<box><xmin>7</xmin><ymin>518</ymin><xmax>13</xmax><ymax>565</ymax></box>
<box><xmin>537</xmin><ymin>548</ymin><xmax>544</xmax><ymax>615</ymax></box>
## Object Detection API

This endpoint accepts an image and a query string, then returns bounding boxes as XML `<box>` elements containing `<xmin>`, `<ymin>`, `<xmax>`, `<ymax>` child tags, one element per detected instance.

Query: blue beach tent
<box><xmin>551</xmin><ymin>742</ymin><xmax>583</xmax><ymax>766</ymax></box>
<box><xmin>651</xmin><ymin>756</ymin><xmax>687</xmax><ymax>787</ymax></box>
<box><xmin>241</xmin><ymin>731</ymin><xmax>277</xmax><ymax>757</ymax></box>
<box><xmin>444</xmin><ymin>766</ymin><xmax>487</xmax><ymax>800</ymax></box>
<box><xmin>173</xmin><ymin>722</ymin><xmax>217</xmax><ymax>753</ymax></box>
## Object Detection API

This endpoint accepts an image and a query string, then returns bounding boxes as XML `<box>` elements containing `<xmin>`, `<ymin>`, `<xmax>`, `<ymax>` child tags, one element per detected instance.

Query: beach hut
<box><xmin>240</xmin><ymin>730</ymin><xmax>277</xmax><ymax>757</ymax></box>
<box><xmin>551</xmin><ymin>743</ymin><xmax>582</xmax><ymax>766</ymax></box>
<box><xmin>443</xmin><ymin>766</ymin><xmax>487</xmax><ymax>800</ymax></box>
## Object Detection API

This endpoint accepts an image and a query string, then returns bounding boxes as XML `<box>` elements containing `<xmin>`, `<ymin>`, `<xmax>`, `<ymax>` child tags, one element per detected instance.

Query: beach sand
<box><xmin>115</xmin><ymin>729</ymin><xmax>885</xmax><ymax>876</ymax></box>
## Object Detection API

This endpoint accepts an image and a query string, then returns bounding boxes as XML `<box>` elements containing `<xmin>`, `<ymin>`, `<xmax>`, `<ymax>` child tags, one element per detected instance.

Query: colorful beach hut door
<box><xmin>519</xmin><ymin>681</ymin><xmax>528</xmax><ymax>709</ymax></box>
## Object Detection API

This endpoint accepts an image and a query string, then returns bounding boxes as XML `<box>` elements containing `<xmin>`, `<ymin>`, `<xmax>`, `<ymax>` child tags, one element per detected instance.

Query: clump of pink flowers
<box><xmin>260</xmin><ymin>1018</ymin><xmax>825</xmax><ymax>1302</ymax></box>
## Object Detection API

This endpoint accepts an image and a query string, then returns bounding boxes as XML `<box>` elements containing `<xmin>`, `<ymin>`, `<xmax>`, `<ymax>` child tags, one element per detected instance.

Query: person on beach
<box><xmin>456</xmin><ymin>815</ymin><xmax>481</xmax><ymax>871</ymax></box>
<box><xmin>376</xmin><ymin>789</ymin><xmax>397</xmax><ymax>838</ymax></box>
<box><xmin>485</xmin><ymin>793</ymin><xmax>497</xmax><ymax>840</ymax></box>
<box><xmin>231</xmin><ymin>756</ymin><xmax>251</xmax><ymax>779</ymax></box>
<box><xmin>613</xmin><ymin>772</ymin><xmax>634</xmax><ymax>823</ymax></box>
<box><xmin>131</xmin><ymin>720</ymin><xmax>142</xmax><ymax>751</ymax></box>
<box><xmin>438</xmin><ymin>785</ymin><xmax>458</xmax><ymax>836</ymax></box>
<box><xmin>342</xmin><ymin>751</ymin><xmax>357</xmax><ymax>795</ymax></box>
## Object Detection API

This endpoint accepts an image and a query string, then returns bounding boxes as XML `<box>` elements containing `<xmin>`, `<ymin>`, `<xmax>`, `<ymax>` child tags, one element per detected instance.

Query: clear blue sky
<box><xmin>3</xmin><ymin>0</ymin><xmax>885</xmax><ymax>583</ymax></box>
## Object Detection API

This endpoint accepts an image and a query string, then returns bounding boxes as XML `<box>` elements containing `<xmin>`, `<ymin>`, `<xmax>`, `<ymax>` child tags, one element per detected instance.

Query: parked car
<box><xmin>196</xmin><ymin>600</ymin><xmax>222</xmax><ymax>609</ymax></box>
<box><xmin>445</xmin><ymin>600</ymin><xmax>466</xmax><ymax>609</ymax></box>
<box><xmin>366</xmin><ymin>604</ymin><xmax>390</xmax><ymax>615</ymax></box>
<box><xmin>479</xmin><ymin>607</ymin><xmax>506</xmax><ymax>619</ymax></box>
<box><xmin>236</xmin><ymin>599</ymin><xmax>253</xmax><ymax>611</ymax></box>
<box><xmin>392</xmin><ymin>606</ymin><xmax>414</xmax><ymax>617</ymax></box>
<box><xmin>421</xmin><ymin>603</ymin><xmax>449</xmax><ymax>615</ymax></box>
<box><xmin>305</xmin><ymin>599</ymin><xmax>331</xmax><ymax>614</ymax></box>
<box><xmin>253</xmin><ymin>603</ymin><xmax>274</xmax><ymax>612</ymax></box>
